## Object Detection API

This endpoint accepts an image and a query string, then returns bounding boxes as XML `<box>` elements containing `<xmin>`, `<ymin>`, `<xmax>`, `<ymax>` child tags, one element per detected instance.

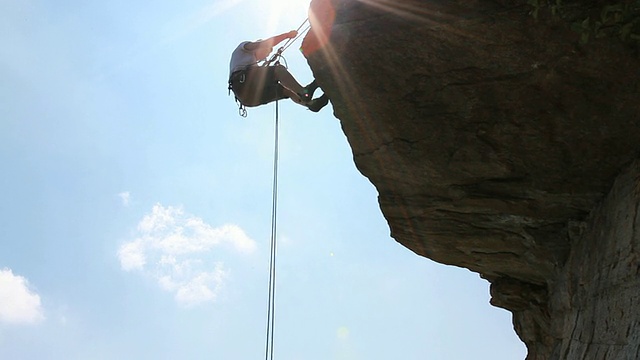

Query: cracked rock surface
<box><xmin>304</xmin><ymin>0</ymin><xmax>640</xmax><ymax>358</ymax></box>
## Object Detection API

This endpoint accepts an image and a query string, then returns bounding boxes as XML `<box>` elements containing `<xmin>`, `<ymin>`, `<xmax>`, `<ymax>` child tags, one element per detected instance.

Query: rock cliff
<box><xmin>303</xmin><ymin>0</ymin><xmax>640</xmax><ymax>358</ymax></box>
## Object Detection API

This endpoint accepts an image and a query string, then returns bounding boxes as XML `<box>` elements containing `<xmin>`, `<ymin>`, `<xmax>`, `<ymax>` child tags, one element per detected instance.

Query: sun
<box><xmin>267</xmin><ymin>0</ymin><xmax>311</xmax><ymax>32</ymax></box>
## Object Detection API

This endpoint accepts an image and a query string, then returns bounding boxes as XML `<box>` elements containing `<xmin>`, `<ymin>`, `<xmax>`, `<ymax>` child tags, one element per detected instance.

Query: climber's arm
<box><xmin>244</xmin><ymin>31</ymin><xmax>297</xmax><ymax>51</ymax></box>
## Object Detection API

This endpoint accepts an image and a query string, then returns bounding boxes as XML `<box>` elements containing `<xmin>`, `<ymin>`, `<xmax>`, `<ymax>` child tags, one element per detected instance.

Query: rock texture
<box><xmin>303</xmin><ymin>0</ymin><xmax>640</xmax><ymax>358</ymax></box>
<box><xmin>543</xmin><ymin>160</ymin><xmax>640</xmax><ymax>359</ymax></box>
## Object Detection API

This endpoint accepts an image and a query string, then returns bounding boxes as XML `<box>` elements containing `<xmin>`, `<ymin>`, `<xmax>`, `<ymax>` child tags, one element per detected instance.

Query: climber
<box><xmin>228</xmin><ymin>30</ymin><xmax>329</xmax><ymax>112</ymax></box>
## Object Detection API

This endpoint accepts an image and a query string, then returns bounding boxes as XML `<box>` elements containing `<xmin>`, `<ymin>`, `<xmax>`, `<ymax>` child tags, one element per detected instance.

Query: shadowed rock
<box><xmin>303</xmin><ymin>0</ymin><xmax>640</xmax><ymax>358</ymax></box>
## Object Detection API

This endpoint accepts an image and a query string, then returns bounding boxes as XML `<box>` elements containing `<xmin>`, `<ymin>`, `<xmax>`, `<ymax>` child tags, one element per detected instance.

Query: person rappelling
<box><xmin>228</xmin><ymin>30</ymin><xmax>329</xmax><ymax>115</ymax></box>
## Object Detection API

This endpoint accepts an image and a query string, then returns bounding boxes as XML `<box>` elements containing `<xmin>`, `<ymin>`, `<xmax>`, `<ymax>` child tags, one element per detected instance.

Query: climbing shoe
<box><xmin>298</xmin><ymin>80</ymin><xmax>320</xmax><ymax>103</ymax></box>
<box><xmin>303</xmin><ymin>80</ymin><xmax>319</xmax><ymax>99</ymax></box>
<box><xmin>306</xmin><ymin>94</ymin><xmax>329</xmax><ymax>112</ymax></box>
<box><xmin>299</xmin><ymin>91</ymin><xmax>312</xmax><ymax>103</ymax></box>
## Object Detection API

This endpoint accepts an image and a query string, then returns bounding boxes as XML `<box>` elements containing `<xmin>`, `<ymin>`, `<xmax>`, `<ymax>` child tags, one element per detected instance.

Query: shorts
<box><xmin>229</xmin><ymin>65</ymin><xmax>288</xmax><ymax>107</ymax></box>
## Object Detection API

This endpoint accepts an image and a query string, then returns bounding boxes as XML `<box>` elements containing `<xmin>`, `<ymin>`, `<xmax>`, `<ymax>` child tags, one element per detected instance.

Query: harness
<box><xmin>227</xmin><ymin>54</ymin><xmax>283</xmax><ymax>118</ymax></box>
<box><xmin>228</xmin><ymin>70</ymin><xmax>248</xmax><ymax>117</ymax></box>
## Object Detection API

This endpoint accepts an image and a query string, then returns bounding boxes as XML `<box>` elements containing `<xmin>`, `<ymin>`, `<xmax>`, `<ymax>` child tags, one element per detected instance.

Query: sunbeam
<box><xmin>306</xmin><ymin>0</ymin><xmax>389</xmax><ymax>184</ymax></box>
<box><xmin>305</xmin><ymin>0</ymin><xmax>447</xmax><ymax>243</ymax></box>
<box><xmin>356</xmin><ymin>0</ymin><xmax>502</xmax><ymax>44</ymax></box>
<box><xmin>358</xmin><ymin>0</ymin><xmax>454</xmax><ymax>25</ymax></box>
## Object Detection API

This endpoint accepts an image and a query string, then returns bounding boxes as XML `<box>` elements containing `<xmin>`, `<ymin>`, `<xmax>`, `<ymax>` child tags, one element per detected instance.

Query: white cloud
<box><xmin>117</xmin><ymin>240</ymin><xmax>146</xmax><ymax>271</ymax></box>
<box><xmin>173</xmin><ymin>265</ymin><xmax>228</xmax><ymax>307</ymax></box>
<box><xmin>118</xmin><ymin>192</ymin><xmax>131</xmax><ymax>207</ymax></box>
<box><xmin>0</xmin><ymin>269</ymin><xmax>45</xmax><ymax>324</ymax></box>
<box><xmin>118</xmin><ymin>203</ymin><xmax>256</xmax><ymax>307</ymax></box>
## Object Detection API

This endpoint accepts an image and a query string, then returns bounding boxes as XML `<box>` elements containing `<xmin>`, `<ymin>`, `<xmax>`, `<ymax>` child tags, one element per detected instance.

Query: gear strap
<box><xmin>228</xmin><ymin>71</ymin><xmax>248</xmax><ymax>117</ymax></box>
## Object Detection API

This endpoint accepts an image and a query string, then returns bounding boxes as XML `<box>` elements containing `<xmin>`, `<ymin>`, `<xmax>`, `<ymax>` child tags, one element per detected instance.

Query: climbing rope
<box><xmin>264</xmin><ymin>97</ymin><xmax>280</xmax><ymax>360</ymax></box>
<box><xmin>263</xmin><ymin>18</ymin><xmax>310</xmax><ymax>359</ymax></box>
<box><xmin>264</xmin><ymin>18</ymin><xmax>311</xmax><ymax>66</ymax></box>
<box><xmin>280</xmin><ymin>19</ymin><xmax>311</xmax><ymax>53</ymax></box>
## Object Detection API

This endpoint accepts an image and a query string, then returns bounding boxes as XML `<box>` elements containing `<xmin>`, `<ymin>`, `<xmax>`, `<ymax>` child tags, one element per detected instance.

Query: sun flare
<box><xmin>266</xmin><ymin>0</ymin><xmax>311</xmax><ymax>32</ymax></box>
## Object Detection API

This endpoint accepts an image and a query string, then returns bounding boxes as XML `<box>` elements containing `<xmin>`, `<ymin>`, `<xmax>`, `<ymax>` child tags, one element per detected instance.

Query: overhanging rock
<box><xmin>303</xmin><ymin>0</ymin><xmax>640</xmax><ymax>358</ymax></box>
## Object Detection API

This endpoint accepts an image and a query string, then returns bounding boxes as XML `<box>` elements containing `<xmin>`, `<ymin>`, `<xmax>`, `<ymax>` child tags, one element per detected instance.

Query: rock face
<box><xmin>303</xmin><ymin>0</ymin><xmax>640</xmax><ymax>358</ymax></box>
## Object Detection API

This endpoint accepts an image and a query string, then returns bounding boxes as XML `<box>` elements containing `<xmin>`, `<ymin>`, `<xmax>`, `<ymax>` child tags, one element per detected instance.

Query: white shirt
<box><xmin>229</xmin><ymin>41</ymin><xmax>257</xmax><ymax>77</ymax></box>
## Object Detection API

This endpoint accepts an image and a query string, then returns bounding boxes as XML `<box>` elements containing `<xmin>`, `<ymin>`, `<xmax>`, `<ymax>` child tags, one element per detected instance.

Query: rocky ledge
<box><xmin>303</xmin><ymin>0</ymin><xmax>640</xmax><ymax>358</ymax></box>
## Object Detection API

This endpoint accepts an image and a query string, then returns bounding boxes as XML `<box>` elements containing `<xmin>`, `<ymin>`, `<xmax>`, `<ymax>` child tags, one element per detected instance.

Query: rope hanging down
<box><xmin>264</xmin><ymin>98</ymin><xmax>280</xmax><ymax>360</ymax></box>
<box><xmin>263</xmin><ymin>18</ymin><xmax>309</xmax><ymax>359</ymax></box>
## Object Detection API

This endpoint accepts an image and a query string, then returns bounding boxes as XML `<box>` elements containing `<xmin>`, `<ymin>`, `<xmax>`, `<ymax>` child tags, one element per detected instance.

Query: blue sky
<box><xmin>1</xmin><ymin>0</ymin><xmax>526</xmax><ymax>358</ymax></box>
